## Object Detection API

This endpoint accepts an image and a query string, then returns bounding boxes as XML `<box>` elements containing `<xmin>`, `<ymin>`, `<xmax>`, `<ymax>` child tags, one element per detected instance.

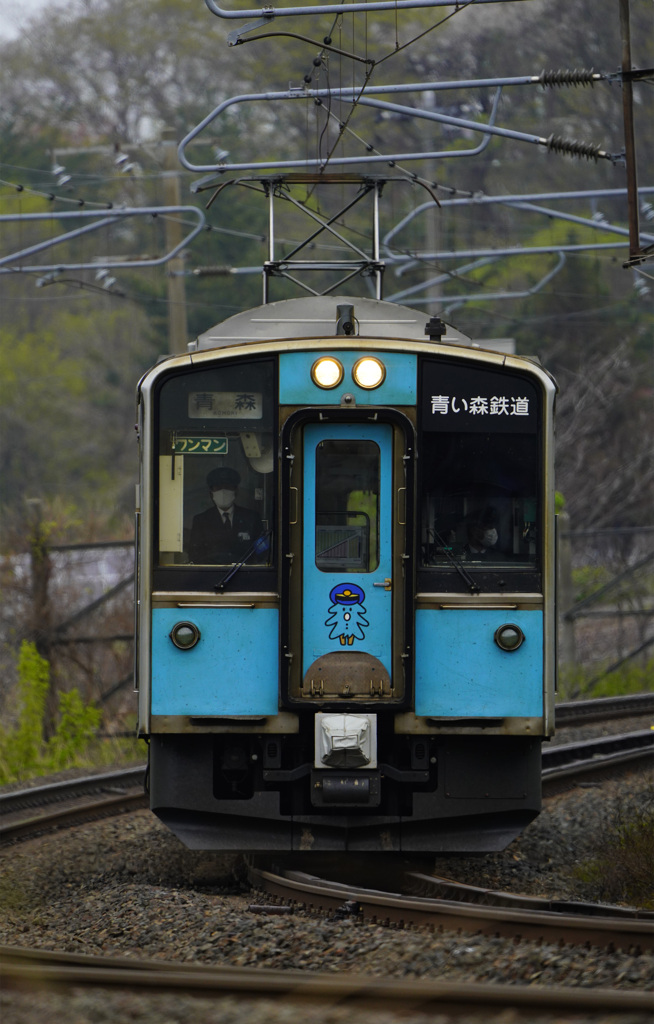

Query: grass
<box><xmin>557</xmin><ymin>658</ymin><xmax>654</xmax><ymax>703</ymax></box>
<box><xmin>574</xmin><ymin>782</ymin><xmax>654</xmax><ymax>909</ymax></box>
<box><xmin>0</xmin><ymin>641</ymin><xmax>145</xmax><ymax>786</ymax></box>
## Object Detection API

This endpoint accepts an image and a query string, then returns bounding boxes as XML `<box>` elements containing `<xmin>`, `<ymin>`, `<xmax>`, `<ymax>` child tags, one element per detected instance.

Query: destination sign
<box><xmin>421</xmin><ymin>361</ymin><xmax>538</xmax><ymax>434</ymax></box>
<box><xmin>188</xmin><ymin>391</ymin><xmax>262</xmax><ymax>419</ymax></box>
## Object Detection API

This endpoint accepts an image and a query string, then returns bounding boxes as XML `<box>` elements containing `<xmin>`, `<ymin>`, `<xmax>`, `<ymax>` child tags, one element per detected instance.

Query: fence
<box><xmin>0</xmin><ymin>539</ymin><xmax>135</xmax><ymax>717</ymax></box>
<box><xmin>557</xmin><ymin>522</ymin><xmax>654</xmax><ymax>682</ymax></box>
<box><xmin>2</xmin><ymin>525</ymin><xmax>652</xmax><ymax>713</ymax></box>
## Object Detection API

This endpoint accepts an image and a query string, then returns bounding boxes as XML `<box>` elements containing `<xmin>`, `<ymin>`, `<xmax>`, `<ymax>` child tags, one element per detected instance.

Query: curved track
<box><xmin>0</xmin><ymin>946</ymin><xmax>652</xmax><ymax>1016</ymax></box>
<box><xmin>247</xmin><ymin>865</ymin><xmax>654</xmax><ymax>952</ymax></box>
<box><xmin>0</xmin><ymin>705</ymin><xmax>652</xmax><ymax>1021</ymax></box>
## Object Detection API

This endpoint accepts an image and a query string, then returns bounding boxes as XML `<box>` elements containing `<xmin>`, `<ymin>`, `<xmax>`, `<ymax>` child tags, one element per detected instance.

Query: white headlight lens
<box><xmin>311</xmin><ymin>357</ymin><xmax>344</xmax><ymax>389</ymax></box>
<box><xmin>352</xmin><ymin>357</ymin><xmax>385</xmax><ymax>390</ymax></box>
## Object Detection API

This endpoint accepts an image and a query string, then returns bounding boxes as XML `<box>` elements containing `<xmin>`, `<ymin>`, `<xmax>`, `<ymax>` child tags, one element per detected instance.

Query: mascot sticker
<box><xmin>325</xmin><ymin>583</ymin><xmax>368</xmax><ymax>646</ymax></box>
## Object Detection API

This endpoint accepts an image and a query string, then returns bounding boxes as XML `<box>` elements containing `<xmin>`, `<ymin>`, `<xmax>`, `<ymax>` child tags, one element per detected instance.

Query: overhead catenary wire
<box><xmin>0</xmin><ymin>206</ymin><xmax>207</xmax><ymax>274</ymax></box>
<box><xmin>0</xmin><ymin>0</ymin><xmax>647</xmax><ymax>294</ymax></box>
<box><xmin>0</xmin><ymin>176</ymin><xmax>116</xmax><ymax>210</ymax></box>
<box><xmin>177</xmin><ymin>70</ymin><xmax>619</xmax><ymax>176</ymax></box>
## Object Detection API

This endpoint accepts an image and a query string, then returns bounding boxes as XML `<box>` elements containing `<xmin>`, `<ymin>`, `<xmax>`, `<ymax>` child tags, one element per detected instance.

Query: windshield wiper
<box><xmin>431</xmin><ymin>528</ymin><xmax>481</xmax><ymax>595</ymax></box>
<box><xmin>214</xmin><ymin>530</ymin><xmax>272</xmax><ymax>593</ymax></box>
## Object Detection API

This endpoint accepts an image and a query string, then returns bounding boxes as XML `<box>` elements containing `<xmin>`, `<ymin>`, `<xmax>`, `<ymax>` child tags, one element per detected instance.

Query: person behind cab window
<box><xmin>188</xmin><ymin>466</ymin><xmax>263</xmax><ymax>565</ymax></box>
<box><xmin>462</xmin><ymin>506</ymin><xmax>499</xmax><ymax>560</ymax></box>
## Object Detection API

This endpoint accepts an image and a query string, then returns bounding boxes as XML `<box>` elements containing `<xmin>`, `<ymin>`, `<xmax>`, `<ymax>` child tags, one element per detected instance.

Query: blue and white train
<box><xmin>135</xmin><ymin>292</ymin><xmax>557</xmax><ymax>852</ymax></box>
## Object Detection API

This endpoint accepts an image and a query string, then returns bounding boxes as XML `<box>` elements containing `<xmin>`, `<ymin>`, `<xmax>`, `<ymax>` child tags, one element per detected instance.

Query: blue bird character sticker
<box><xmin>325</xmin><ymin>583</ymin><xmax>368</xmax><ymax>646</ymax></box>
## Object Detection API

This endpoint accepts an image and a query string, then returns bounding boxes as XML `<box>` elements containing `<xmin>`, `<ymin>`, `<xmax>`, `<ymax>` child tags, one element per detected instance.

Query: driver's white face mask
<box><xmin>212</xmin><ymin>489</ymin><xmax>236</xmax><ymax>511</ymax></box>
<box><xmin>483</xmin><ymin>528</ymin><xmax>498</xmax><ymax>547</ymax></box>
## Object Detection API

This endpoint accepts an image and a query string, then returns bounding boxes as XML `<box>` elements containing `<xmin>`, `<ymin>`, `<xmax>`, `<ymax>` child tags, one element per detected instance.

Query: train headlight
<box><xmin>311</xmin><ymin>357</ymin><xmax>344</xmax><ymax>389</ymax></box>
<box><xmin>494</xmin><ymin>623</ymin><xmax>525</xmax><ymax>652</ymax></box>
<box><xmin>169</xmin><ymin>621</ymin><xmax>201</xmax><ymax>650</ymax></box>
<box><xmin>352</xmin><ymin>356</ymin><xmax>385</xmax><ymax>390</ymax></box>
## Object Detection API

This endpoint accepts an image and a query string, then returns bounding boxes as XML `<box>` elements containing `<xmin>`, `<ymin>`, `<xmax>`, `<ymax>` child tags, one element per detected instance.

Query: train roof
<box><xmin>191</xmin><ymin>295</ymin><xmax>515</xmax><ymax>354</ymax></box>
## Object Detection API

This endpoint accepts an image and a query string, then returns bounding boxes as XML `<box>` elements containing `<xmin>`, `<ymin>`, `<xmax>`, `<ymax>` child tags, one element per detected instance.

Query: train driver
<box><xmin>461</xmin><ymin>506</ymin><xmax>500</xmax><ymax>560</ymax></box>
<box><xmin>188</xmin><ymin>466</ymin><xmax>263</xmax><ymax>565</ymax></box>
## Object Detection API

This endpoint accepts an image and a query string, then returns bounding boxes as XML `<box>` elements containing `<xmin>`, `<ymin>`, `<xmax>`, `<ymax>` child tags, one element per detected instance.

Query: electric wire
<box><xmin>0</xmin><ymin>176</ymin><xmax>115</xmax><ymax>210</ymax></box>
<box><xmin>226</xmin><ymin>0</ymin><xmax>478</xmax><ymax>182</ymax></box>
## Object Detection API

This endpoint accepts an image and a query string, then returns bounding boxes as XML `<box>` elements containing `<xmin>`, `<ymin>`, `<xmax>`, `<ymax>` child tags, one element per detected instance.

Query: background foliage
<box><xmin>0</xmin><ymin>0</ymin><xmax>652</xmax><ymax>538</ymax></box>
<box><xmin>0</xmin><ymin>641</ymin><xmax>101</xmax><ymax>783</ymax></box>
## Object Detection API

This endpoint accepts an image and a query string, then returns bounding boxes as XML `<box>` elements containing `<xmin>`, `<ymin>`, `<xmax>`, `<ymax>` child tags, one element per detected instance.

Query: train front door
<box><xmin>290</xmin><ymin>420</ymin><xmax>403</xmax><ymax>703</ymax></box>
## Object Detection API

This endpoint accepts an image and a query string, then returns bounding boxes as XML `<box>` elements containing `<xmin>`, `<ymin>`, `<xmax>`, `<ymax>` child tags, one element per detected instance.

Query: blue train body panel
<box><xmin>279</xmin><ymin>351</ymin><xmax>416</xmax><ymax>405</ymax></box>
<box><xmin>151</xmin><ymin>608</ymin><xmax>279</xmax><ymax>716</ymax></box>
<box><xmin>415</xmin><ymin>609</ymin><xmax>543</xmax><ymax>718</ymax></box>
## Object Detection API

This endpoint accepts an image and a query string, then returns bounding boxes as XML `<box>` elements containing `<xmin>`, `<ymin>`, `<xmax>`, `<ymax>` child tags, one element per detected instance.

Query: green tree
<box><xmin>0</xmin><ymin>0</ymin><xmax>651</xmax><ymax>531</ymax></box>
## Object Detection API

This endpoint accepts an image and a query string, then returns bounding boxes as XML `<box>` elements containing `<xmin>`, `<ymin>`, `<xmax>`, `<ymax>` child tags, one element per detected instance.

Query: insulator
<box><xmin>545</xmin><ymin>134</ymin><xmax>603</xmax><ymax>162</ymax></box>
<box><xmin>538</xmin><ymin>67</ymin><xmax>597</xmax><ymax>88</ymax></box>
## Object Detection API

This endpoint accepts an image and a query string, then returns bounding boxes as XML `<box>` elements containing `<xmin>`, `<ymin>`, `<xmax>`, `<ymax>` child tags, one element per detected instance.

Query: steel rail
<box><xmin>404</xmin><ymin>873</ymin><xmax>654</xmax><ymax>920</ymax></box>
<box><xmin>0</xmin><ymin>766</ymin><xmax>145</xmax><ymax>817</ymax></box>
<box><xmin>543</xmin><ymin>730</ymin><xmax>653</xmax><ymax>773</ymax></box>
<box><xmin>0</xmin><ymin>708</ymin><xmax>651</xmax><ymax>826</ymax></box>
<box><xmin>0</xmin><ymin>946</ymin><xmax>652</xmax><ymax>1014</ymax></box>
<box><xmin>0</xmin><ymin>793</ymin><xmax>147</xmax><ymax>844</ymax></box>
<box><xmin>555</xmin><ymin>693</ymin><xmax>654</xmax><ymax>726</ymax></box>
<box><xmin>542</xmin><ymin>730</ymin><xmax>654</xmax><ymax>796</ymax></box>
<box><xmin>0</xmin><ymin>708</ymin><xmax>650</xmax><ymax>844</ymax></box>
<box><xmin>0</xmin><ymin>772</ymin><xmax>146</xmax><ymax>845</ymax></box>
<box><xmin>248</xmin><ymin>867</ymin><xmax>654</xmax><ymax>952</ymax></box>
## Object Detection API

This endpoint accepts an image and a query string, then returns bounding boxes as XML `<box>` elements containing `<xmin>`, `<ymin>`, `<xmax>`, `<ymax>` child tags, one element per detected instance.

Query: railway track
<box><xmin>0</xmin><ymin>766</ymin><xmax>146</xmax><ymax>843</ymax></box>
<box><xmin>0</xmin><ymin>946</ymin><xmax>652</xmax><ymax>1017</ymax></box>
<box><xmin>0</xmin><ymin>696</ymin><xmax>651</xmax><ymax>845</ymax></box>
<box><xmin>0</xmin><ymin>701</ymin><xmax>652</xmax><ymax>1021</ymax></box>
<box><xmin>555</xmin><ymin>693</ymin><xmax>654</xmax><ymax>726</ymax></box>
<box><xmin>246</xmin><ymin>864</ymin><xmax>654</xmax><ymax>953</ymax></box>
<box><xmin>542</xmin><ymin>729</ymin><xmax>654</xmax><ymax>792</ymax></box>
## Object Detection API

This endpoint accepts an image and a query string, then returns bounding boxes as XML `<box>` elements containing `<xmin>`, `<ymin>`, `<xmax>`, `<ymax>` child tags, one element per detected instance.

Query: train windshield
<box><xmin>419</xmin><ymin>359</ymin><xmax>540</xmax><ymax>571</ymax></box>
<box><xmin>420</xmin><ymin>432</ymin><xmax>539</xmax><ymax>568</ymax></box>
<box><xmin>314</xmin><ymin>439</ymin><xmax>380</xmax><ymax>573</ymax></box>
<box><xmin>155</xmin><ymin>359</ymin><xmax>275</xmax><ymax>567</ymax></box>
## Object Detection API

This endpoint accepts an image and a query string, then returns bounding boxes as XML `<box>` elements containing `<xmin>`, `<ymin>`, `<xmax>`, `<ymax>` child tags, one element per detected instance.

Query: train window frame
<box><xmin>314</xmin><ymin>438</ymin><xmax>381</xmax><ymax>574</ymax></box>
<box><xmin>416</xmin><ymin>356</ymin><xmax>544</xmax><ymax>595</ymax></box>
<box><xmin>151</xmin><ymin>356</ymin><xmax>278</xmax><ymax>593</ymax></box>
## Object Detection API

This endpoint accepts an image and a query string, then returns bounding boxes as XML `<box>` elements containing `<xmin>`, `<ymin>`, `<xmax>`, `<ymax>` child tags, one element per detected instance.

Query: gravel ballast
<box><xmin>0</xmin><ymin>768</ymin><xmax>652</xmax><ymax>1024</ymax></box>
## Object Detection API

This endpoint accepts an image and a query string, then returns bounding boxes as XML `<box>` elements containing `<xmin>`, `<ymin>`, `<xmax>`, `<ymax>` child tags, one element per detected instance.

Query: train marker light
<box><xmin>311</xmin><ymin>357</ymin><xmax>344</xmax><ymax>389</ymax></box>
<box><xmin>494</xmin><ymin>623</ymin><xmax>525</xmax><ymax>652</ymax></box>
<box><xmin>352</xmin><ymin>356</ymin><xmax>385</xmax><ymax>389</ymax></box>
<box><xmin>170</xmin><ymin>621</ymin><xmax>201</xmax><ymax>649</ymax></box>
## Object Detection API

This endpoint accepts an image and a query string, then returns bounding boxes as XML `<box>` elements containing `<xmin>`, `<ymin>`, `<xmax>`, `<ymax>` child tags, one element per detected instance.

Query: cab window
<box><xmin>420</xmin><ymin>432</ymin><xmax>539</xmax><ymax>568</ymax></box>
<box><xmin>419</xmin><ymin>358</ymin><xmax>541</xmax><ymax>577</ymax></box>
<box><xmin>156</xmin><ymin>359</ymin><xmax>275</xmax><ymax>567</ymax></box>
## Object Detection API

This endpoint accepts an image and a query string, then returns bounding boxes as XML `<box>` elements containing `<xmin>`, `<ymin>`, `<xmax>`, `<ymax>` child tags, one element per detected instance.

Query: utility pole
<box><xmin>25</xmin><ymin>498</ymin><xmax>58</xmax><ymax>737</ymax></box>
<box><xmin>162</xmin><ymin>127</ymin><xmax>189</xmax><ymax>354</ymax></box>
